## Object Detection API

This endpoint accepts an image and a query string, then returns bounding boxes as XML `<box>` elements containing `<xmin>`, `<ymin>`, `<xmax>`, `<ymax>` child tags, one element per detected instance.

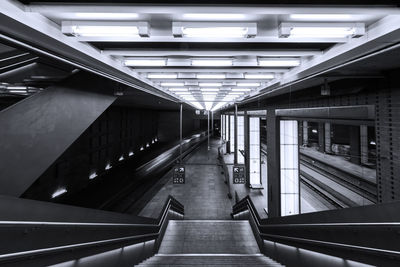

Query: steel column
<box><xmin>179</xmin><ymin>103</ymin><xmax>183</xmax><ymax>163</ymax></box>
<box><xmin>234</xmin><ymin>104</ymin><xmax>238</xmax><ymax>164</ymax></box>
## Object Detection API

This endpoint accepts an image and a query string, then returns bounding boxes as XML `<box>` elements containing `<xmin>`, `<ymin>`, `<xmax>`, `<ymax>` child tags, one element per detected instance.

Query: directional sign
<box><xmin>173</xmin><ymin>165</ymin><xmax>185</xmax><ymax>184</ymax></box>
<box><xmin>233</xmin><ymin>165</ymin><xmax>246</xmax><ymax>184</ymax></box>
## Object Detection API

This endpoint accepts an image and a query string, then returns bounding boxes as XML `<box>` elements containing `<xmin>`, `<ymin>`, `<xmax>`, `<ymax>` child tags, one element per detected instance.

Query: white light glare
<box><xmin>232</xmin><ymin>88</ymin><xmax>251</xmax><ymax>91</ymax></box>
<box><xmin>52</xmin><ymin>188</ymin><xmax>67</xmax><ymax>198</ymax></box>
<box><xmin>182</xmin><ymin>27</ymin><xmax>249</xmax><ymax>38</ymax></box>
<box><xmin>191</xmin><ymin>101</ymin><xmax>204</xmax><ymax>109</ymax></box>
<box><xmin>197</xmin><ymin>74</ymin><xmax>226</xmax><ymax>79</ymax></box>
<box><xmin>204</xmin><ymin>102</ymin><xmax>213</xmax><ymax>111</ymax></box>
<box><xmin>119</xmin><ymin>155</ymin><xmax>124</xmax><ymax>161</ymax></box>
<box><xmin>129</xmin><ymin>151</ymin><xmax>134</xmax><ymax>156</ymax></box>
<box><xmin>75</xmin><ymin>13</ymin><xmax>139</xmax><ymax>19</ymax></box>
<box><xmin>161</xmin><ymin>82</ymin><xmax>185</xmax><ymax>87</ymax></box>
<box><xmin>148</xmin><ymin>74</ymin><xmax>177</xmax><ymax>79</ymax></box>
<box><xmin>258</xmin><ymin>58</ymin><xmax>300</xmax><ymax>67</ymax></box>
<box><xmin>192</xmin><ymin>59</ymin><xmax>232</xmax><ymax>67</ymax></box>
<box><xmin>183</xmin><ymin>14</ymin><xmax>246</xmax><ymax>20</ymax></box>
<box><xmin>200</xmin><ymin>88</ymin><xmax>219</xmax><ymax>92</ymax></box>
<box><xmin>199</xmin><ymin>82</ymin><xmax>222</xmax><ymax>87</ymax></box>
<box><xmin>245</xmin><ymin>73</ymin><xmax>274</xmax><ymax>79</ymax></box>
<box><xmin>125</xmin><ymin>59</ymin><xmax>166</xmax><ymax>66</ymax></box>
<box><xmin>237</xmin><ymin>82</ymin><xmax>260</xmax><ymax>87</ymax></box>
<box><xmin>140</xmin><ymin>146</ymin><xmax>144</xmax><ymax>151</ymax></box>
<box><xmin>169</xmin><ymin>88</ymin><xmax>187</xmax><ymax>91</ymax></box>
<box><xmin>211</xmin><ymin>102</ymin><xmax>226</xmax><ymax>111</ymax></box>
<box><xmin>146</xmin><ymin>143</ymin><xmax>150</xmax><ymax>147</ymax></box>
<box><xmin>105</xmin><ymin>163</ymin><xmax>112</xmax><ymax>170</ymax></box>
<box><xmin>290</xmin><ymin>14</ymin><xmax>352</xmax><ymax>20</ymax></box>
<box><xmin>290</xmin><ymin>27</ymin><xmax>357</xmax><ymax>38</ymax></box>
<box><xmin>71</xmin><ymin>25</ymin><xmax>139</xmax><ymax>37</ymax></box>
<box><xmin>89</xmin><ymin>172</ymin><xmax>97</xmax><ymax>180</ymax></box>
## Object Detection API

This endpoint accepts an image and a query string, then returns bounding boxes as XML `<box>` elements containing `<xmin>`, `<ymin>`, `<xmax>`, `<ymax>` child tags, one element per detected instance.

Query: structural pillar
<box><xmin>325</xmin><ymin>122</ymin><xmax>332</xmax><ymax>154</ymax></box>
<box><xmin>318</xmin><ymin>122</ymin><xmax>325</xmax><ymax>152</ymax></box>
<box><xmin>360</xmin><ymin>125</ymin><xmax>368</xmax><ymax>165</ymax></box>
<box><xmin>207</xmin><ymin>110</ymin><xmax>210</xmax><ymax>150</ymax></box>
<box><xmin>179</xmin><ymin>103</ymin><xmax>183</xmax><ymax>162</ymax></box>
<box><xmin>302</xmin><ymin>121</ymin><xmax>308</xmax><ymax>146</ymax></box>
<box><xmin>349</xmin><ymin>125</ymin><xmax>361</xmax><ymax>165</ymax></box>
<box><xmin>266</xmin><ymin>109</ymin><xmax>280</xmax><ymax>217</ymax></box>
<box><xmin>234</xmin><ymin>104</ymin><xmax>238</xmax><ymax>164</ymax></box>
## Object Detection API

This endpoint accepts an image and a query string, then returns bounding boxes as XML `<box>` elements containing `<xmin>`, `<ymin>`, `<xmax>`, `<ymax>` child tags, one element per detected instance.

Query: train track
<box><xmin>300</xmin><ymin>153</ymin><xmax>377</xmax><ymax>204</ymax></box>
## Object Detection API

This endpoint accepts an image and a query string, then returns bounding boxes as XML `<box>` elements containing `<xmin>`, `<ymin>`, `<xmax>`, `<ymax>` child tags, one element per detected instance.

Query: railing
<box><xmin>0</xmin><ymin>195</ymin><xmax>183</xmax><ymax>266</ymax></box>
<box><xmin>232</xmin><ymin>196</ymin><xmax>400</xmax><ymax>267</ymax></box>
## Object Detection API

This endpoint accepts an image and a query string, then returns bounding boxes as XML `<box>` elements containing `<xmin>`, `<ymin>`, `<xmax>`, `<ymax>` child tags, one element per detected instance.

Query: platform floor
<box><xmin>139</xmin><ymin>139</ymin><xmax>234</xmax><ymax>220</ymax></box>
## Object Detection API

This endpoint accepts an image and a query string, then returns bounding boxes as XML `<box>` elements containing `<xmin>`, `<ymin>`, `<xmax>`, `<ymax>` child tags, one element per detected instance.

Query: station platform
<box><xmin>139</xmin><ymin>139</ymin><xmax>234</xmax><ymax>220</ymax></box>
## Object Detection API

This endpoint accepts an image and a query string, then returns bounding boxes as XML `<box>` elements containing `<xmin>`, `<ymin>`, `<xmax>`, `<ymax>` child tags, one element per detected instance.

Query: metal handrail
<box><xmin>232</xmin><ymin>196</ymin><xmax>400</xmax><ymax>262</ymax></box>
<box><xmin>0</xmin><ymin>195</ymin><xmax>184</xmax><ymax>263</ymax></box>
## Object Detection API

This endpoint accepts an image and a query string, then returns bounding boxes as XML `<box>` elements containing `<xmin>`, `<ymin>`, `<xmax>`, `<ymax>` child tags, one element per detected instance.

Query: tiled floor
<box><xmin>139</xmin><ymin>139</ymin><xmax>234</xmax><ymax>220</ymax></box>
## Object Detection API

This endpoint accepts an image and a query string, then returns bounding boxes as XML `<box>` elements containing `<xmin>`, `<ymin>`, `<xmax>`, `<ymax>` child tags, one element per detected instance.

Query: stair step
<box><xmin>136</xmin><ymin>255</ymin><xmax>284</xmax><ymax>266</ymax></box>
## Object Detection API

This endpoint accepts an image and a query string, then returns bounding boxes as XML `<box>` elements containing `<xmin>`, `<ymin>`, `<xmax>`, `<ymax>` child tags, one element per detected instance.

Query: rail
<box><xmin>232</xmin><ymin>196</ymin><xmax>400</xmax><ymax>267</ymax></box>
<box><xmin>0</xmin><ymin>195</ymin><xmax>184</xmax><ymax>266</ymax></box>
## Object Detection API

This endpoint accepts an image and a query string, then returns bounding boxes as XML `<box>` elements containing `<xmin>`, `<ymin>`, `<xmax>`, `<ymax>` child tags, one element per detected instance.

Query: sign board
<box><xmin>233</xmin><ymin>165</ymin><xmax>246</xmax><ymax>184</ymax></box>
<box><xmin>173</xmin><ymin>165</ymin><xmax>185</xmax><ymax>184</ymax></box>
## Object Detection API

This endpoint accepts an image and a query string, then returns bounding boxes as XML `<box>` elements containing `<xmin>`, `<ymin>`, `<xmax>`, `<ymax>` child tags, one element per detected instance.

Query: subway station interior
<box><xmin>1</xmin><ymin>0</ymin><xmax>400</xmax><ymax>266</ymax></box>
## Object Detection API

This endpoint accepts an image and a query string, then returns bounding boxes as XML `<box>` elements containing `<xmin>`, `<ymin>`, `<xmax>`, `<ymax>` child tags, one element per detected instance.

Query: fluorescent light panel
<box><xmin>200</xmin><ymin>88</ymin><xmax>219</xmax><ymax>92</ymax></box>
<box><xmin>245</xmin><ymin>73</ymin><xmax>274</xmax><ymax>79</ymax></box>
<box><xmin>290</xmin><ymin>14</ymin><xmax>352</xmax><ymax>20</ymax></box>
<box><xmin>168</xmin><ymin>88</ymin><xmax>187</xmax><ymax>91</ymax></box>
<box><xmin>125</xmin><ymin>59</ymin><xmax>166</xmax><ymax>66</ymax></box>
<box><xmin>258</xmin><ymin>58</ymin><xmax>300</xmax><ymax>67</ymax></box>
<box><xmin>192</xmin><ymin>59</ymin><xmax>232</xmax><ymax>67</ymax></box>
<box><xmin>279</xmin><ymin>22</ymin><xmax>365</xmax><ymax>38</ymax></box>
<box><xmin>75</xmin><ymin>13</ymin><xmax>139</xmax><ymax>19</ymax></box>
<box><xmin>161</xmin><ymin>82</ymin><xmax>184</xmax><ymax>86</ymax></box>
<box><xmin>232</xmin><ymin>88</ymin><xmax>251</xmax><ymax>91</ymax></box>
<box><xmin>148</xmin><ymin>73</ymin><xmax>177</xmax><ymax>79</ymax></box>
<box><xmin>199</xmin><ymin>82</ymin><xmax>222</xmax><ymax>87</ymax></box>
<box><xmin>196</xmin><ymin>74</ymin><xmax>226</xmax><ymax>79</ymax></box>
<box><xmin>237</xmin><ymin>82</ymin><xmax>260</xmax><ymax>87</ymax></box>
<box><xmin>183</xmin><ymin>14</ymin><xmax>246</xmax><ymax>20</ymax></box>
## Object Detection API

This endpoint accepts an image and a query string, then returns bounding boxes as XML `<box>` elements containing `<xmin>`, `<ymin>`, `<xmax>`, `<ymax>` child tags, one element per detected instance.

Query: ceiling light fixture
<box><xmin>161</xmin><ymin>82</ymin><xmax>185</xmax><ymax>87</ymax></box>
<box><xmin>244</xmin><ymin>73</ymin><xmax>275</xmax><ymax>79</ymax></box>
<box><xmin>148</xmin><ymin>73</ymin><xmax>177</xmax><ymax>79</ymax></box>
<box><xmin>196</xmin><ymin>74</ymin><xmax>226</xmax><ymax>79</ymax></box>
<box><xmin>191</xmin><ymin>59</ymin><xmax>232</xmax><ymax>67</ymax></box>
<box><xmin>183</xmin><ymin>14</ymin><xmax>246</xmax><ymax>20</ymax></box>
<box><xmin>75</xmin><ymin>13</ymin><xmax>139</xmax><ymax>19</ymax></box>
<box><xmin>199</xmin><ymin>82</ymin><xmax>223</xmax><ymax>87</ymax></box>
<box><xmin>258</xmin><ymin>58</ymin><xmax>300</xmax><ymax>67</ymax></box>
<box><xmin>237</xmin><ymin>82</ymin><xmax>260</xmax><ymax>87</ymax></box>
<box><xmin>200</xmin><ymin>88</ymin><xmax>219</xmax><ymax>92</ymax></box>
<box><xmin>168</xmin><ymin>88</ymin><xmax>188</xmax><ymax>91</ymax></box>
<box><xmin>289</xmin><ymin>14</ymin><xmax>352</xmax><ymax>20</ymax></box>
<box><xmin>62</xmin><ymin>21</ymin><xmax>149</xmax><ymax>37</ymax></box>
<box><xmin>173</xmin><ymin>22</ymin><xmax>257</xmax><ymax>38</ymax></box>
<box><xmin>125</xmin><ymin>59</ymin><xmax>166</xmax><ymax>66</ymax></box>
<box><xmin>279</xmin><ymin>22</ymin><xmax>365</xmax><ymax>38</ymax></box>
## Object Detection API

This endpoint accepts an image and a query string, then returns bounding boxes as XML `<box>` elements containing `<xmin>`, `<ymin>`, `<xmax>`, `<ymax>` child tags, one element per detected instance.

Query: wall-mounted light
<box><xmin>129</xmin><ymin>151</ymin><xmax>134</xmax><ymax>156</ymax></box>
<box><xmin>89</xmin><ymin>172</ymin><xmax>98</xmax><ymax>180</ymax></box>
<box><xmin>52</xmin><ymin>188</ymin><xmax>67</xmax><ymax>199</ymax></box>
<box><xmin>279</xmin><ymin>22</ymin><xmax>365</xmax><ymax>38</ymax></box>
<box><xmin>140</xmin><ymin>146</ymin><xmax>144</xmax><ymax>151</ymax></box>
<box><xmin>119</xmin><ymin>155</ymin><xmax>124</xmax><ymax>161</ymax></box>
<box><xmin>105</xmin><ymin>163</ymin><xmax>112</xmax><ymax>170</ymax></box>
<box><xmin>173</xmin><ymin>22</ymin><xmax>257</xmax><ymax>38</ymax></box>
<box><xmin>61</xmin><ymin>21</ymin><xmax>149</xmax><ymax>37</ymax></box>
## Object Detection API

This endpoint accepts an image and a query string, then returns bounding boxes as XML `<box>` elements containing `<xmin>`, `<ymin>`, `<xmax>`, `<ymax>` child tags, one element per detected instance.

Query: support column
<box><xmin>0</xmin><ymin>82</ymin><xmax>116</xmax><ymax>197</ymax></box>
<box><xmin>325</xmin><ymin>122</ymin><xmax>332</xmax><ymax>154</ymax></box>
<box><xmin>267</xmin><ymin>109</ymin><xmax>280</xmax><ymax>217</ymax></box>
<box><xmin>318</xmin><ymin>122</ymin><xmax>325</xmax><ymax>152</ymax></box>
<box><xmin>211</xmin><ymin>111</ymin><xmax>214</xmax><ymax>137</ymax></box>
<box><xmin>349</xmin><ymin>126</ymin><xmax>361</xmax><ymax>165</ymax></box>
<box><xmin>244</xmin><ymin>112</ymin><xmax>250</xmax><ymax>187</ymax></box>
<box><xmin>207</xmin><ymin>110</ymin><xmax>210</xmax><ymax>150</ymax></box>
<box><xmin>302</xmin><ymin>121</ymin><xmax>308</xmax><ymax>146</ymax></box>
<box><xmin>360</xmin><ymin>125</ymin><xmax>369</xmax><ymax>165</ymax></box>
<box><xmin>234</xmin><ymin>104</ymin><xmax>238</xmax><ymax>164</ymax></box>
<box><xmin>179</xmin><ymin>103</ymin><xmax>183</xmax><ymax>163</ymax></box>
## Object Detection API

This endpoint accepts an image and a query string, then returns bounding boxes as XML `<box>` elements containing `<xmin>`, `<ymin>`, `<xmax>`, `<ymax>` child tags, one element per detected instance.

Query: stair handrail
<box><xmin>232</xmin><ymin>195</ymin><xmax>400</xmax><ymax>266</ymax></box>
<box><xmin>0</xmin><ymin>195</ymin><xmax>183</xmax><ymax>264</ymax></box>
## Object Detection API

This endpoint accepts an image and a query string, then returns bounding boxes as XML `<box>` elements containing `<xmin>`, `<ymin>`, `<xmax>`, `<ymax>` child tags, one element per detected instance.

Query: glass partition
<box><xmin>230</xmin><ymin>115</ymin><xmax>235</xmax><ymax>153</ymax></box>
<box><xmin>237</xmin><ymin>116</ymin><xmax>245</xmax><ymax>164</ymax></box>
<box><xmin>249</xmin><ymin>117</ymin><xmax>261</xmax><ymax>185</ymax></box>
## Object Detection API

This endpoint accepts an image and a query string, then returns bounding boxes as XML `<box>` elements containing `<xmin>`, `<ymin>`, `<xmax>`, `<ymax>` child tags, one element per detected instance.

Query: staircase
<box><xmin>136</xmin><ymin>220</ymin><xmax>284</xmax><ymax>266</ymax></box>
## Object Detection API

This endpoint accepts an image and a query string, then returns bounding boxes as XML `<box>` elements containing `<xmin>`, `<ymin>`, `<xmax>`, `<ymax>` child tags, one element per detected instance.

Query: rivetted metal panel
<box><xmin>0</xmin><ymin>87</ymin><xmax>116</xmax><ymax>197</ymax></box>
<box><xmin>275</xmin><ymin>105</ymin><xmax>375</xmax><ymax>120</ymax></box>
